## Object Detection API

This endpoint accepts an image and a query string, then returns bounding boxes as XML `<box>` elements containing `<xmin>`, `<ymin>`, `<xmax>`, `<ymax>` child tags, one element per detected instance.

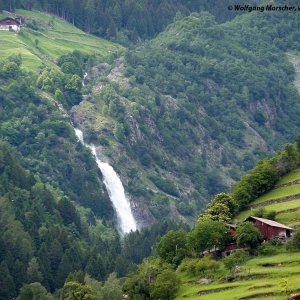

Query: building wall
<box><xmin>0</xmin><ymin>25</ymin><xmax>20</xmax><ymax>32</ymax></box>
<box><xmin>254</xmin><ymin>220</ymin><xmax>288</xmax><ymax>240</ymax></box>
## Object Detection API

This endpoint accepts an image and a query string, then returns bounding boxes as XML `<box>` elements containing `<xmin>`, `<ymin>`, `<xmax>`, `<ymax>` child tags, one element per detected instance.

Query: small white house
<box><xmin>0</xmin><ymin>18</ymin><xmax>21</xmax><ymax>32</ymax></box>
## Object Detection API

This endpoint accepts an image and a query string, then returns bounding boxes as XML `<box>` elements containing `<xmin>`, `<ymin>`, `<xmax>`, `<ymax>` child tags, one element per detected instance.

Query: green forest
<box><xmin>1</xmin><ymin>0</ymin><xmax>300</xmax><ymax>299</ymax></box>
<box><xmin>0</xmin><ymin>50</ymin><xmax>188</xmax><ymax>299</ymax></box>
<box><xmin>0</xmin><ymin>0</ymin><xmax>255</xmax><ymax>43</ymax></box>
<box><xmin>72</xmin><ymin>6</ymin><xmax>300</xmax><ymax>222</ymax></box>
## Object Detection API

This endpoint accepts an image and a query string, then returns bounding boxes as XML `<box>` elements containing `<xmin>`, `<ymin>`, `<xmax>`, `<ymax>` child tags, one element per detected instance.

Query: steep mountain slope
<box><xmin>72</xmin><ymin>10</ymin><xmax>300</xmax><ymax>225</ymax></box>
<box><xmin>123</xmin><ymin>140</ymin><xmax>300</xmax><ymax>300</ymax></box>
<box><xmin>0</xmin><ymin>11</ymin><xmax>189</xmax><ymax>297</ymax></box>
<box><xmin>0</xmin><ymin>9</ymin><xmax>126</xmax><ymax>220</ymax></box>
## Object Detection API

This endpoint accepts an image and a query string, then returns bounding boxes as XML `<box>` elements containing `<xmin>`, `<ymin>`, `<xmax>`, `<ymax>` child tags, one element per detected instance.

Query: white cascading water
<box><xmin>82</xmin><ymin>72</ymin><xmax>88</xmax><ymax>86</ymax></box>
<box><xmin>74</xmin><ymin>128</ymin><xmax>137</xmax><ymax>234</ymax></box>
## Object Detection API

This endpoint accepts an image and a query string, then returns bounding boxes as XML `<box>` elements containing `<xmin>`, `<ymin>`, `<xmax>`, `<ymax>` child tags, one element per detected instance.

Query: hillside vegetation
<box><xmin>72</xmin><ymin>8</ymin><xmax>300</xmax><ymax>224</ymax></box>
<box><xmin>2</xmin><ymin>5</ymin><xmax>300</xmax><ymax>300</ymax></box>
<box><xmin>1</xmin><ymin>0</ymin><xmax>253</xmax><ymax>43</ymax></box>
<box><xmin>123</xmin><ymin>140</ymin><xmax>300</xmax><ymax>300</ymax></box>
<box><xmin>175</xmin><ymin>152</ymin><xmax>300</xmax><ymax>299</ymax></box>
<box><xmin>0</xmin><ymin>9</ymin><xmax>195</xmax><ymax>298</ymax></box>
<box><xmin>236</xmin><ymin>169</ymin><xmax>300</xmax><ymax>227</ymax></box>
<box><xmin>177</xmin><ymin>252</ymin><xmax>300</xmax><ymax>300</ymax></box>
<box><xmin>0</xmin><ymin>9</ymin><xmax>122</xmax><ymax>71</ymax></box>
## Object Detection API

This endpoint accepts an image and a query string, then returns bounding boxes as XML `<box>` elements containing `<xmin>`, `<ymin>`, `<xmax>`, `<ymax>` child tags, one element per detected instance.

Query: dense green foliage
<box><xmin>232</xmin><ymin>142</ymin><xmax>300</xmax><ymax>210</ymax></box>
<box><xmin>125</xmin><ymin>137</ymin><xmax>300</xmax><ymax>299</ymax></box>
<box><xmin>0</xmin><ymin>56</ymin><xmax>113</xmax><ymax>219</ymax></box>
<box><xmin>17</xmin><ymin>282</ymin><xmax>54</xmax><ymax>300</ymax></box>
<box><xmin>198</xmin><ymin>140</ymin><xmax>300</xmax><ymax>224</ymax></box>
<box><xmin>178</xmin><ymin>256</ymin><xmax>220</xmax><ymax>276</ymax></box>
<box><xmin>188</xmin><ymin>219</ymin><xmax>229</xmax><ymax>253</ymax></box>
<box><xmin>0</xmin><ymin>53</ymin><xmax>194</xmax><ymax>297</ymax></box>
<box><xmin>222</xmin><ymin>251</ymin><xmax>249</xmax><ymax>272</ymax></box>
<box><xmin>236</xmin><ymin>222</ymin><xmax>263</xmax><ymax>249</ymax></box>
<box><xmin>123</xmin><ymin>9</ymin><xmax>300</xmax><ymax>184</ymax></box>
<box><xmin>287</xmin><ymin>232</ymin><xmax>300</xmax><ymax>251</ymax></box>
<box><xmin>73</xmin><ymin>7</ymin><xmax>300</xmax><ymax>222</ymax></box>
<box><xmin>1</xmin><ymin>0</ymin><xmax>246</xmax><ymax>43</ymax></box>
<box><xmin>2</xmin><ymin>3</ymin><xmax>300</xmax><ymax>299</ymax></box>
<box><xmin>0</xmin><ymin>137</ymin><xmax>190</xmax><ymax>298</ymax></box>
<box><xmin>155</xmin><ymin>230</ymin><xmax>189</xmax><ymax>265</ymax></box>
<box><xmin>123</xmin><ymin>257</ymin><xmax>178</xmax><ymax>300</ymax></box>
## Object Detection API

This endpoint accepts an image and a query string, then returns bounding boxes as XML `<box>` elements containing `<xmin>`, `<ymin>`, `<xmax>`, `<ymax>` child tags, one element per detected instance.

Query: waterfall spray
<box><xmin>74</xmin><ymin>128</ymin><xmax>137</xmax><ymax>234</ymax></box>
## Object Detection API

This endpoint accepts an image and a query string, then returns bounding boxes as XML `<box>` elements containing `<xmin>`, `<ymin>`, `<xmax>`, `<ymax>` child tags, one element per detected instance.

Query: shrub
<box><xmin>223</xmin><ymin>250</ymin><xmax>249</xmax><ymax>272</ymax></box>
<box><xmin>149</xmin><ymin>175</ymin><xmax>178</xmax><ymax>197</ymax></box>
<box><xmin>258</xmin><ymin>243</ymin><xmax>279</xmax><ymax>256</ymax></box>
<box><xmin>150</xmin><ymin>269</ymin><xmax>179</xmax><ymax>300</ymax></box>
<box><xmin>178</xmin><ymin>257</ymin><xmax>220</xmax><ymax>276</ymax></box>
<box><xmin>286</xmin><ymin>231</ymin><xmax>300</xmax><ymax>251</ymax></box>
<box><xmin>253</xmin><ymin>208</ymin><xmax>276</xmax><ymax>220</ymax></box>
<box><xmin>26</xmin><ymin>20</ymin><xmax>39</xmax><ymax>31</ymax></box>
<box><xmin>236</xmin><ymin>222</ymin><xmax>263</xmax><ymax>249</ymax></box>
<box><xmin>265</xmin><ymin>210</ymin><xmax>276</xmax><ymax>220</ymax></box>
<box><xmin>270</xmin><ymin>237</ymin><xmax>283</xmax><ymax>246</ymax></box>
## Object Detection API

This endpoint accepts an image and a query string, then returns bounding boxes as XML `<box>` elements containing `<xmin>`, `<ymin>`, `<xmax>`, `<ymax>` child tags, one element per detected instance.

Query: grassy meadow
<box><xmin>176</xmin><ymin>252</ymin><xmax>300</xmax><ymax>300</ymax></box>
<box><xmin>0</xmin><ymin>9</ymin><xmax>123</xmax><ymax>71</ymax></box>
<box><xmin>235</xmin><ymin>169</ymin><xmax>300</xmax><ymax>227</ymax></box>
<box><xmin>177</xmin><ymin>168</ymin><xmax>300</xmax><ymax>300</ymax></box>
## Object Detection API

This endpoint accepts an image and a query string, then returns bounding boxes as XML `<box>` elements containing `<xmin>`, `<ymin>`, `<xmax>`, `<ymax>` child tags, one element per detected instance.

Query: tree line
<box><xmin>0</xmin><ymin>0</ymin><xmax>244</xmax><ymax>43</ymax></box>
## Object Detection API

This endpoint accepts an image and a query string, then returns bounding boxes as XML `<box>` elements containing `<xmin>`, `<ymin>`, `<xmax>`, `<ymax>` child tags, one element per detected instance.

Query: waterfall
<box><xmin>74</xmin><ymin>128</ymin><xmax>137</xmax><ymax>234</ymax></box>
<box><xmin>82</xmin><ymin>72</ymin><xmax>88</xmax><ymax>86</ymax></box>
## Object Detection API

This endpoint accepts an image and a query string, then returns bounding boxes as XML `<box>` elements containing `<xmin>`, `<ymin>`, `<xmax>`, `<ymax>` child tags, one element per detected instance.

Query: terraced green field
<box><xmin>235</xmin><ymin>169</ymin><xmax>300</xmax><ymax>227</ymax></box>
<box><xmin>0</xmin><ymin>10</ymin><xmax>123</xmax><ymax>71</ymax></box>
<box><xmin>177</xmin><ymin>168</ymin><xmax>300</xmax><ymax>300</ymax></box>
<box><xmin>176</xmin><ymin>252</ymin><xmax>300</xmax><ymax>300</ymax></box>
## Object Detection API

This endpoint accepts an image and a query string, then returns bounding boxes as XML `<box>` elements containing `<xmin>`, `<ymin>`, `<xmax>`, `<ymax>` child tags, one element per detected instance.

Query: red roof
<box><xmin>247</xmin><ymin>216</ymin><xmax>293</xmax><ymax>230</ymax></box>
<box><xmin>0</xmin><ymin>18</ymin><xmax>21</xmax><ymax>26</ymax></box>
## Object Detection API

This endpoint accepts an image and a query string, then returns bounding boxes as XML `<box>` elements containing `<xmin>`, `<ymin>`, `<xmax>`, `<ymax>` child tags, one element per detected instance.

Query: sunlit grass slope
<box><xmin>176</xmin><ymin>252</ymin><xmax>300</xmax><ymax>300</ymax></box>
<box><xmin>177</xmin><ymin>168</ymin><xmax>300</xmax><ymax>299</ymax></box>
<box><xmin>0</xmin><ymin>9</ymin><xmax>123</xmax><ymax>71</ymax></box>
<box><xmin>235</xmin><ymin>169</ymin><xmax>300</xmax><ymax>227</ymax></box>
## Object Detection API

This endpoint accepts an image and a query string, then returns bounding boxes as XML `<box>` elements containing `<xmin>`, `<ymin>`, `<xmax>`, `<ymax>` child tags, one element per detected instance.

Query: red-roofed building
<box><xmin>0</xmin><ymin>17</ymin><xmax>21</xmax><ymax>32</ymax></box>
<box><xmin>246</xmin><ymin>216</ymin><xmax>293</xmax><ymax>240</ymax></box>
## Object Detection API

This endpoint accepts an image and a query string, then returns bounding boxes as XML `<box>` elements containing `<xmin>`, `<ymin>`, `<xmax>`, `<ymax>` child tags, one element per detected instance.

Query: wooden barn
<box><xmin>0</xmin><ymin>17</ymin><xmax>21</xmax><ymax>32</ymax></box>
<box><xmin>246</xmin><ymin>216</ymin><xmax>293</xmax><ymax>240</ymax></box>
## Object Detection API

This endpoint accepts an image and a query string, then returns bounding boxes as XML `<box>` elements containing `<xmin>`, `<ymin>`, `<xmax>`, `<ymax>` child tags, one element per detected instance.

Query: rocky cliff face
<box><xmin>70</xmin><ymin>58</ymin><xmax>272</xmax><ymax>227</ymax></box>
<box><xmin>71</xmin><ymin>12</ymin><xmax>300</xmax><ymax>227</ymax></box>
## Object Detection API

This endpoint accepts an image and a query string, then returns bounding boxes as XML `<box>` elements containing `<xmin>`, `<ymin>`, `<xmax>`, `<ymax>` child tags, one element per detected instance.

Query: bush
<box><xmin>149</xmin><ymin>176</ymin><xmax>178</xmax><ymax>197</ymax></box>
<box><xmin>286</xmin><ymin>231</ymin><xmax>300</xmax><ymax>251</ymax></box>
<box><xmin>223</xmin><ymin>250</ymin><xmax>249</xmax><ymax>272</ymax></box>
<box><xmin>26</xmin><ymin>20</ymin><xmax>39</xmax><ymax>31</ymax></box>
<box><xmin>236</xmin><ymin>222</ymin><xmax>263</xmax><ymax>249</ymax></box>
<box><xmin>265</xmin><ymin>210</ymin><xmax>276</xmax><ymax>220</ymax></box>
<box><xmin>270</xmin><ymin>237</ymin><xmax>283</xmax><ymax>246</ymax></box>
<box><xmin>150</xmin><ymin>269</ymin><xmax>179</xmax><ymax>300</ymax></box>
<box><xmin>253</xmin><ymin>208</ymin><xmax>276</xmax><ymax>220</ymax></box>
<box><xmin>178</xmin><ymin>257</ymin><xmax>220</xmax><ymax>276</ymax></box>
<box><xmin>254</xmin><ymin>110</ymin><xmax>267</xmax><ymax>125</ymax></box>
<box><xmin>258</xmin><ymin>243</ymin><xmax>279</xmax><ymax>256</ymax></box>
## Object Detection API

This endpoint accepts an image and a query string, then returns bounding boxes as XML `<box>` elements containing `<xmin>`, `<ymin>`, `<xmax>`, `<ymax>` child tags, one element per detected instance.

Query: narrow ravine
<box><xmin>74</xmin><ymin>128</ymin><xmax>137</xmax><ymax>234</ymax></box>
